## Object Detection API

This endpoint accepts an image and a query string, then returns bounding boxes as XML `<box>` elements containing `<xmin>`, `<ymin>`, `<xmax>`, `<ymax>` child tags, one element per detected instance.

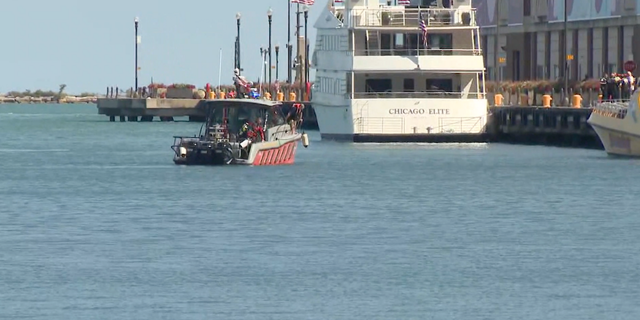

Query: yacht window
<box><xmin>403</xmin><ymin>79</ymin><xmax>415</xmax><ymax>92</ymax></box>
<box><xmin>426</xmin><ymin>79</ymin><xmax>453</xmax><ymax>92</ymax></box>
<box><xmin>427</xmin><ymin>33</ymin><xmax>452</xmax><ymax>50</ymax></box>
<box><xmin>381</xmin><ymin>33</ymin><xmax>391</xmax><ymax>55</ymax></box>
<box><xmin>394</xmin><ymin>34</ymin><xmax>404</xmax><ymax>47</ymax></box>
<box><xmin>365</xmin><ymin>79</ymin><xmax>392</xmax><ymax>93</ymax></box>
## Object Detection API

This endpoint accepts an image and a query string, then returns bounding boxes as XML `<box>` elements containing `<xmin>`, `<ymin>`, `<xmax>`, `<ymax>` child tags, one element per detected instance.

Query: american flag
<box><xmin>398</xmin><ymin>0</ymin><xmax>411</xmax><ymax>5</ymax></box>
<box><xmin>419</xmin><ymin>11</ymin><xmax>428</xmax><ymax>48</ymax></box>
<box><xmin>290</xmin><ymin>0</ymin><xmax>315</xmax><ymax>4</ymax></box>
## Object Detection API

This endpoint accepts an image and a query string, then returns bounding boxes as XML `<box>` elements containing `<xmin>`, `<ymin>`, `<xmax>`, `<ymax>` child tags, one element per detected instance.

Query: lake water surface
<box><xmin>1</xmin><ymin>104</ymin><xmax>640</xmax><ymax>319</ymax></box>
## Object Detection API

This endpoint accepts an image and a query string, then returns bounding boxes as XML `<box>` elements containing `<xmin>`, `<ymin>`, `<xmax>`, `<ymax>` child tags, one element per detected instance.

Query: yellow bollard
<box><xmin>219</xmin><ymin>91</ymin><xmax>226</xmax><ymax>99</ymax></box>
<box><xmin>264</xmin><ymin>92</ymin><xmax>272</xmax><ymax>100</ymax></box>
<box><xmin>208</xmin><ymin>91</ymin><xmax>216</xmax><ymax>99</ymax></box>
<box><xmin>493</xmin><ymin>93</ymin><xmax>504</xmax><ymax>106</ymax></box>
<box><xmin>542</xmin><ymin>94</ymin><xmax>552</xmax><ymax>108</ymax></box>
<box><xmin>277</xmin><ymin>91</ymin><xmax>284</xmax><ymax>101</ymax></box>
<box><xmin>288</xmin><ymin>92</ymin><xmax>296</xmax><ymax>102</ymax></box>
<box><xmin>571</xmin><ymin>94</ymin><xmax>582</xmax><ymax>108</ymax></box>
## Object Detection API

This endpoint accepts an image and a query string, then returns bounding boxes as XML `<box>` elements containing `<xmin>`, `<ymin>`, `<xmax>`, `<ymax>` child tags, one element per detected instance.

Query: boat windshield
<box><xmin>206</xmin><ymin>105</ymin><xmax>287</xmax><ymax>135</ymax></box>
<box><xmin>267</xmin><ymin>106</ymin><xmax>286</xmax><ymax>127</ymax></box>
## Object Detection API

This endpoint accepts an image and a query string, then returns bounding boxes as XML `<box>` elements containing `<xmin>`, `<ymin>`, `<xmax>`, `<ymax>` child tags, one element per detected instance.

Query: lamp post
<box><xmin>295</xmin><ymin>3</ymin><xmax>301</xmax><ymax>97</ymax></box>
<box><xmin>134</xmin><ymin>17</ymin><xmax>139</xmax><ymax>94</ymax></box>
<box><xmin>304</xmin><ymin>6</ymin><xmax>309</xmax><ymax>99</ymax></box>
<box><xmin>262</xmin><ymin>48</ymin><xmax>268</xmax><ymax>89</ymax></box>
<box><xmin>260</xmin><ymin>47</ymin><xmax>264</xmax><ymax>82</ymax></box>
<box><xmin>236</xmin><ymin>12</ymin><xmax>241</xmax><ymax>72</ymax></box>
<box><xmin>275</xmin><ymin>45</ymin><xmax>280</xmax><ymax>85</ymax></box>
<box><xmin>563</xmin><ymin>0</ymin><xmax>568</xmax><ymax>104</ymax></box>
<box><xmin>287</xmin><ymin>1</ymin><xmax>292</xmax><ymax>84</ymax></box>
<box><xmin>268</xmin><ymin>8</ymin><xmax>273</xmax><ymax>90</ymax></box>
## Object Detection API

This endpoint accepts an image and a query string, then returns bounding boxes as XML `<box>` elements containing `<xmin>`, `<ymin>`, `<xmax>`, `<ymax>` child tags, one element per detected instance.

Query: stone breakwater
<box><xmin>0</xmin><ymin>96</ymin><xmax>98</xmax><ymax>104</ymax></box>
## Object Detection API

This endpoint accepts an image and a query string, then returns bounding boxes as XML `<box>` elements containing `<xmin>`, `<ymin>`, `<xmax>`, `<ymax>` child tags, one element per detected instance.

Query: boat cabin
<box><xmin>201</xmin><ymin>100</ymin><xmax>289</xmax><ymax>142</ymax></box>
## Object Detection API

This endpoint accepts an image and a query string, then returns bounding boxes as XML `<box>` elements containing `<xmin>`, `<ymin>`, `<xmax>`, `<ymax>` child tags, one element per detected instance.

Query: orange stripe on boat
<box><xmin>273</xmin><ymin>146</ymin><xmax>284</xmax><ymax>164</ymax></box>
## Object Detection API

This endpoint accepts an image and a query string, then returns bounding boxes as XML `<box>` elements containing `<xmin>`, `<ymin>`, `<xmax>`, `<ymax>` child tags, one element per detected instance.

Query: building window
<box><xmin>523</xmin><ymin>0</ymin><xmax>531</xmax><ymax>16</ymax></box>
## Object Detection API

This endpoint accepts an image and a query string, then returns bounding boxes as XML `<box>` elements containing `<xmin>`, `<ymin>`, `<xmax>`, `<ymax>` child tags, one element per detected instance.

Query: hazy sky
<box><xmin>0</xmin><ymin>0</ymin><xmax>324</xmax><ymax>94</ymax></box>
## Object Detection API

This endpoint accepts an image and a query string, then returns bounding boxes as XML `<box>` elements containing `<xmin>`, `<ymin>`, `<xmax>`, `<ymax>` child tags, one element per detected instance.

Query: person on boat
<box><xmin>238</xmin><ymin>119</ymin><xmax>257</xmax><ymax>149</ymax></box>
<box><xmin>625</xmin><ymin>71</ymin><xmax>635</xmax><ymax>99</ymax></box>
<box><xmin>239</xmin><ymin>119</ymin><xmax>255</xmax><ymax>140</ymax></box>
<box><xmin>233</xmin><ymin>68</ymin><xmax>252</xmax><ymax>98</ymax></box>
<box><xmin>599</xmin><ymin>74</ymin><xmax>608</xmax><ymax>100</ymax></box>
<box><xmin>286</xmin><ymin>103</ymin><xmax>304</xmax><ymax>133</ymax></box>
<box><xmin>252</xmin><ymin>117</ymin><xmax>265</xmax><ymax>142</ymax></box>
<box><xmin>606</xmin><ymin>73</ymin><xmax>618</xmax><ymax>101</ymax></box>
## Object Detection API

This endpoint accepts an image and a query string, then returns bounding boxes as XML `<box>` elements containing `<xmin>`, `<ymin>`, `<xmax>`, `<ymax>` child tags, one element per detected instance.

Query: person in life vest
<box><xmin>238</xmin><ymin>119</ymin><xmax>256</xmax><ymax>149</ymax></box>
<box><xmin>252</xmin><ymin>117</ymin><xmax>265</xmax><ymax>142</ymax></box>
<box><xmin>239</xmin><ymin>119</ymin><xmax>256</xmax><ymax>139</ymax></box>
<box><xmin>286</xmin><ymin>103</ymin><xmax>304</xmax><ymax>133</ymax></box>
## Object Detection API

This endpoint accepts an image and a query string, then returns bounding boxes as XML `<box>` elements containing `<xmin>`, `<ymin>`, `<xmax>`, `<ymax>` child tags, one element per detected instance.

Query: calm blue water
<box><xmin>1</xmin><ymin>104</ymin><xmax>640</xmax><ymax>320</ymax></box>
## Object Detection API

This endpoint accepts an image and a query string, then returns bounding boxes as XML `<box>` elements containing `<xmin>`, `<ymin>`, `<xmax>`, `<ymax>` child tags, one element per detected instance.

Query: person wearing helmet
<box><xmin>285</xmin><ymin>103</ymin><xmax>304</xmax><ymax>133</ymax></box>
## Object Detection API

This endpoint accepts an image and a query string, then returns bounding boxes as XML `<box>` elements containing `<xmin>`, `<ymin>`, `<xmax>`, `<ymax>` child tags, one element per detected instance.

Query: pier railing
<box><xmin>591</xmin><ymin>100</ymin><xmax>629</xmax><ymax>119</ymax></box>
<box><xmin>353</xmin><ymin>91</ymin><xmax>484</xmax><ymax>99</ymax></box>
<box><xmin>353</xmin><ymin>48</ymin><xmax>481</xmax><ymax>56</ymax></box>
<box><xmin>346</xmin><ymin>7</ymin><xmax>476</xmax><ymax>28</ymax></box>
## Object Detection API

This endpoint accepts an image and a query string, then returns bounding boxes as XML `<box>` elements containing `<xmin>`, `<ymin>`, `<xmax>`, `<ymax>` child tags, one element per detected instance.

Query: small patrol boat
<box><xmin>171</xmin><ymin>99</ymin><xmax>309</xmax><ymax>166</ymax></box>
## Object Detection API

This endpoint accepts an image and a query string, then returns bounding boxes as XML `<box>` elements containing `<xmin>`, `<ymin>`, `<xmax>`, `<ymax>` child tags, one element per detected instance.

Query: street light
<box><xmin>287</xmin><ymin>1</ymin><xmax>292</xmax><ymax>84</ymax></box>
<box><xmin>295</xmin><ymin>2</ymin><xmax>301</xmax><ymax>97</ymax></box>
<box><xmin>236</xmin><ymin>12</ymin><xmax>241</xmax><ymax>72</ymax></box>
<box><xmin>275</xmin><ymin>45</ymin><xmax>280</xmax><ymax>86</ymax></box>
<box><xmin>304</xmin><ymin>5</ymin><xmax>309</xmax><ymax>99</ymax></box>
<box><xmin>134</xmin><ymin>16</ymin><xmax>139</xmax><ymax>95</ymax></box>
<box><xmin>563</xmin><ymin>0</ymin><xmax>569</xmax><ymax>104</ymax></box>
<box><xmin>268</xmin><ymin>8</ymin><xmax>273</xmax><ymax>91</ymax></box>
<box><xmin>260</xmin><ymin>47</ymin><xmax>267</xmax><ymax>90</ymax></box>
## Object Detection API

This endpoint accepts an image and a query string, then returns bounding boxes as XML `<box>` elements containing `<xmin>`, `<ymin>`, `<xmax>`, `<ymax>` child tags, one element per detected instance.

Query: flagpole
<box><xmin>217</xmin><ymin>48</ymin><xmax>222</xmax><ymax>94</ymax></box>
<box><xmin>417</xmin><ymin>8</ymin><xmax>421</xmax><ymax>68</ymax></box>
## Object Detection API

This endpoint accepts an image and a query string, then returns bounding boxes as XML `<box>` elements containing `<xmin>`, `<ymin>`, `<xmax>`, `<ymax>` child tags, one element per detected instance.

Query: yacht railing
<box><xmin>354</xmin><ymin>48</ymin><xmax>482</xmax><ymax>56</ymax></box>
<box><xmin>591</xmin><ymin>100</ymin><xmax>629</xmax><ymax>119</ymax></box>
<box><xmin>348</xmin><ymin>7</ymin><xmax>476</xmax><ymax>28</ymax></box>
<box><xmin>353</xmin><ymin>91</ymin><xmax>484</xmax><ymax>99</ymax></box>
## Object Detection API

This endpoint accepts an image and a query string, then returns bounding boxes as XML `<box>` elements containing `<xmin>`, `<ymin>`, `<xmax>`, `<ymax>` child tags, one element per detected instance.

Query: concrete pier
<box><xmin>96</xmin><ymin>98</ymin><xmax>318</xmax><ymax>127</ymax></box>
<box><xmin>97</xmin><ymin>98</ymin><xmax>204</xmax><ymax>121</ymax></box>
<box><xmin>487</xmin><ymin>106</ymin><xmax>603</xmax><ymax>149</ymax></box>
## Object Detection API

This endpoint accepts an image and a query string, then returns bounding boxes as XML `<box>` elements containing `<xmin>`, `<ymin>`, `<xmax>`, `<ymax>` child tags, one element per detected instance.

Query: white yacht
<box><xmin>588</xmin><ymin>91</ymin><xmax>640</xmax><ymax>156</ymax></box>
<box><xmin>311</xmin><ymin>0</ymin><xmax>488</xmax><ymax>142</ymax></box>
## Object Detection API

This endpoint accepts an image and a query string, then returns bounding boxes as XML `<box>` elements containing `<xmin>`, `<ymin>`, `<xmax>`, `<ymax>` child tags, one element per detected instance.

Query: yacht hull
<box><xmin>588</xmin><ymin>92</ymin><xmax>640</xmax><ymax>157</ymax></box>
<box><xmin>321</xmin><ymin>133</ymin><xmax>489</xmax><ymax>143</ymax></box>
<box><xmin>314</xmin><ymin>99</ymin><xmax>489</xmax><ymax>143</ymax></box>
<box><xmin>589</xmin><ymin>123</ymin><xmax>640</xmax><ymax>157</ymax></box>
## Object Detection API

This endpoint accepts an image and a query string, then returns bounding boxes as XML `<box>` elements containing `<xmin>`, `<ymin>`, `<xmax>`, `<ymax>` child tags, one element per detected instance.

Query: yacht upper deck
<box><xmin>332</xmin><ymin>6</ymin><xmax>477</xmax><ymax>29</ymax></box>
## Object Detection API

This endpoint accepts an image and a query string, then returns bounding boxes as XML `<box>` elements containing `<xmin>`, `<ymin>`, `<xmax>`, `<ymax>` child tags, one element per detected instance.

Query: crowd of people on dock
<box><xmin>600</xmin><ymin>71</ymin><xmax>636</xmax><ymax>101</ymax></box>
